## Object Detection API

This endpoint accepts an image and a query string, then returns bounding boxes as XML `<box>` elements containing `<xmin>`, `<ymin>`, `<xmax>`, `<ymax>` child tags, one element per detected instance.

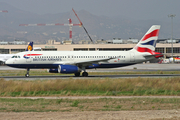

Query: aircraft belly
<box><xmin>7</xmin><ymin>63</ymin><xmax>58</xmax><ymax>69</ymax></box>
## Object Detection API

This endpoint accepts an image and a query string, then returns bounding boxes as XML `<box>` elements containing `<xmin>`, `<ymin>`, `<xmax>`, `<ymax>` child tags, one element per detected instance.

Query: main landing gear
<box><xmin>25</xmin><ymin>68</ymin><xmax>30</xmax><ymax>77</ymax></box>
<box><xmin>74</xmin><ymin>72</ymin><xmax>81</xmax><ymax>77</ymax></box>
<box><xmin>74</xmin><ymin>67</ymin><xmax>88</xmax><ymax>77</ymax></box>
<box><xmin>82</xmin><ymin>72</ymin><xmax>88</xmax><ymax>77</ymax></box>
<box><xmin>74</xmin><ymin>72</ymin><xmax>88</xmax><ymax>77</ymax></box>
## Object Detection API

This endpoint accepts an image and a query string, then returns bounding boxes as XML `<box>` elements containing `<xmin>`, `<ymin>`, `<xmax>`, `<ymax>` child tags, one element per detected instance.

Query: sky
<box><xmin>1</xmin><ymin>0</ymin><xmax>180</xmax><ymax>21</ymax></box>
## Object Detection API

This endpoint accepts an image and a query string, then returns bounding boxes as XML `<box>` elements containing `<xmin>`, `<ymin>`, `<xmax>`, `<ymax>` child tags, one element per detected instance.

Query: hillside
<box><xmin>0</xmin><ymin>2</ymin><xmax>179</xmax><ymax>43</ymax></box>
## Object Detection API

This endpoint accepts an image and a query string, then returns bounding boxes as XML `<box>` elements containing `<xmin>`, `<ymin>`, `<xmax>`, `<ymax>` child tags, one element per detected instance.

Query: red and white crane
<box><xmin>0</xmin><ymin>10</ymin><xmax>8</xmax><ymax>13</ymax></box>
<box><xmin>72</xmin><ymin>8</ymin><xmax>93</xmax><ymax>43</ymax></box>
<box><xmin>19</xmin><ymin>9</ymin><xmax>93</xmax><ymax>42</ymax></box>
<box><xmin>19</xmin><ymin>19</ymin><xmax>81</xmax><ymax>41</ymax></box>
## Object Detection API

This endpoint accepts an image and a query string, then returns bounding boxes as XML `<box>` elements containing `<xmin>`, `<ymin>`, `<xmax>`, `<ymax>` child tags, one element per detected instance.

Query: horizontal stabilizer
<box><xmin>143</xmin><ymin>53</ymin><xmax>163</xmax><ymax>58</ymax></box>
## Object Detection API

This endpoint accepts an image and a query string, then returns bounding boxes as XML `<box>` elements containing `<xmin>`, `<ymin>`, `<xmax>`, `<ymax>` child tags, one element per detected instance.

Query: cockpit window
<box><xmin>12</xmin><ymin>56</ymin><xmax>20</xmax><ymax>58</ymax></box>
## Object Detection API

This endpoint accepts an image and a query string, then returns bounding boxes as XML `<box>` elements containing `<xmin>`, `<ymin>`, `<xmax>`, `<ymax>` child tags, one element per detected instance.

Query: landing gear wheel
<box><xmin>82</xmin><ymin>72</ymin><xmax>88</xmax><ymax>77</ymax></box>
<box><xmin>25</xmin><ymin>68</ymin><xmax>30</xmax><ymax>77</ymax></box>
<box><xmin>25</xmin><ymin>74</ymin><xmax>29</xmax><ymax>77</ymax></box>
<box><xmin>74</xmin><ymin>72</ymin><xmax>81</xmax><ymax>77</ymax></box>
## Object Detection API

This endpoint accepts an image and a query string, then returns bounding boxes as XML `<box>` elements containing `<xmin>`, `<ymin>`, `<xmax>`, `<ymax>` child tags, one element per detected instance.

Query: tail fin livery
<box><xmin>133</xmin><ymin>25</ymin><xmax>162</xmax><ymax>58</ymax></box>
<box><xmin>26</xmin><ymin>42</ymin><xmax>33</xmax><ymax>51</ymax></box>
<box><xmin>134</xmin><ymin>25</ymin><xmax>160</xmax><ymax>51</ymax></box>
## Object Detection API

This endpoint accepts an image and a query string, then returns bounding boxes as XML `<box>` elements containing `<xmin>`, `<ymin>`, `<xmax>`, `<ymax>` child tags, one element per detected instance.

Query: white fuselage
<box><xmin>5</xmin><ymin>50</ymin><xmax>154</xmax><ymax>69</ymax></box>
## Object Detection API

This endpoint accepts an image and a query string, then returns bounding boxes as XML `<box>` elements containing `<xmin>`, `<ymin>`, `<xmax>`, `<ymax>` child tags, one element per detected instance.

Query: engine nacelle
<box><xmin>58</xmin><ymin>65</ymin><xmax>81</xmax><ymax>74</ymax></box>
<box><xmin>86</xmin><ymin>64</ymin><xmax>100</xmax><ymax>69</ymax></box>
<box><xmin>48</xmin><ymin>68</ymin><xmax>58</xmax><ymax>73</ymax></box>
<box><xmin>48</xmin><ymin>65</ymin><xmax>81</xmax><ymax>74</ymax></box>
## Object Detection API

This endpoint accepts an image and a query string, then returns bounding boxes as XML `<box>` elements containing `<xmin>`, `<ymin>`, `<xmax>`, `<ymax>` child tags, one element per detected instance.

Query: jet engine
<box><xmin>48</xmin><ymin>68</ymin><xmax>58</xmax><ymax>73</ymax></box>
<box><xmin>48</xmin><ymin>65</ymin><xmax>81</xmax><ymax>74</ymax></box>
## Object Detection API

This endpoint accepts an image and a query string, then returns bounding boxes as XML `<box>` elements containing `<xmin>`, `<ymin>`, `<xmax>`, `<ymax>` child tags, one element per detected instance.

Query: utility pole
<box><xmin>168</xmin><ymin>14</ymin><xmax>176</xmax><ymax>63</ymax></box>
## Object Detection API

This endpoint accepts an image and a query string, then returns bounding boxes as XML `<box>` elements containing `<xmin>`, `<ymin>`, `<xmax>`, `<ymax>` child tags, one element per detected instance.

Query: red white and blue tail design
<box><xmin>133</xmin><ymin>25</ymin><xmax>162</xmax><ymax>57</ymax></box>
<box><xmin>134</xmin><ymin>25</ymin><xmax>160</xmax><ymax>51</ymax></box>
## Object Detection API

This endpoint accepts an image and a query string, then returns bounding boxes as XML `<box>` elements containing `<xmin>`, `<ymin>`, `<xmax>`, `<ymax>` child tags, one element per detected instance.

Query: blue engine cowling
<box><xmin>48</xmin><ymin>68</ymin><xmax>58</xmax><ymax>73</ymax></box>
<box><xmin>49</xmin><ymin>65</ymin><xmax>81</xmax><ymax>74</ymax></box>
<box><xmin>59</xmin><ymin>65</ymin><xmax>81</xmax><ymax>73</ymax></box>
<box><xmin>86</xmin><ymin>64</ymin><xmax>100</xmax><ymax>69</ymax></box>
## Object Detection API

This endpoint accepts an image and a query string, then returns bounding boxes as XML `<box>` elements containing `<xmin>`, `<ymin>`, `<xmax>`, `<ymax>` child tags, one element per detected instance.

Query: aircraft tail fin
<box><xmin>26</xmin><ymin>42</ymin><xmax>33</xmax><ymax>51</ymax></box>
<box><xmin>133</xmin><ymin>25</ymin><xmax>160</xmax><ymax>52</ymax></box>
<box><xmin>133</xmin><ymin>25</ymin><xmax>162</xmax><ymax>58</ymax></box>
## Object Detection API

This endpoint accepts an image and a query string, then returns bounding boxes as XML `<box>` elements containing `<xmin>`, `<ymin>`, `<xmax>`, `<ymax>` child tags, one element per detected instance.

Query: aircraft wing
<box><xmin>57</xmin><ymin>58</ymin><xmax>112</xmax><ymax>67</ymax></box>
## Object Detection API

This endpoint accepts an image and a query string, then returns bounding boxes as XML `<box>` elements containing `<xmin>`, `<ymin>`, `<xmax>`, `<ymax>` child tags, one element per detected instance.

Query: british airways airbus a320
<box><xmin>6</xmin><ymin>25</ymin><xmax>162</xmax><ymax>77</ymax></box>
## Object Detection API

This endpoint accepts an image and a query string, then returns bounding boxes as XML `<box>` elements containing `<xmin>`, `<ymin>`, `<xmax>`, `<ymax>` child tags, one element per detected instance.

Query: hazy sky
<box><xmin>1</xmin><ymin>0</ymin><xmax>180</xmax><ymax>21</ymax></box>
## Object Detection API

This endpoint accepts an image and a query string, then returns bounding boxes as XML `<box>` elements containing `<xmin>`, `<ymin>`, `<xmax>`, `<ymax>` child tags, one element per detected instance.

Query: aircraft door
<box><xmin>130</xmin><ymin>52</ymin><xmax>135</xmax><ymax>62</ymax></box>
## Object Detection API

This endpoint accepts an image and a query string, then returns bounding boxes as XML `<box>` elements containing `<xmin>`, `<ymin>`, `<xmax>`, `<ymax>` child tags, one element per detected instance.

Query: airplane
<box><xmin>169</xmin><ymin>57</ymin><xmax>180</xmax><ymax>63</ymax></box>
<box><xmin>5</xmin><ymin>25</ymin><xmax>163</xmax><ymax>77</ymax></box>
<box><xmin>0</xmin><ymin>42</ymin><xmax>34</xmax><ymax>64</ymax></box>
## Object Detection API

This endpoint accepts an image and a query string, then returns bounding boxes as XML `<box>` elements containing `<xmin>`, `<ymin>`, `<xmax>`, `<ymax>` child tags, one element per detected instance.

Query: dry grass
<box><xmin>1</xmin><ymin>77</ymin><xmax>180</xmax><ymax>96</ymax></box>
<box><xmin>0</xmin><ymin>97</ymin><xmax>180</xmax><ymax>112</ymax></box>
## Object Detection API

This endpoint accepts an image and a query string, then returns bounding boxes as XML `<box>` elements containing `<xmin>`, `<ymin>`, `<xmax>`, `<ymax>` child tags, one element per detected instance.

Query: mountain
<box><xmin>0</xmin><ymin>2</ymin><xmax>179</xmax><ymax>43</ymax></box>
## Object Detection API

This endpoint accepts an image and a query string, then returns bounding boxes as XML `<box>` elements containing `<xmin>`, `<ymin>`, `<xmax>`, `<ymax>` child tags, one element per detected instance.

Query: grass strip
<box><xmin>1</xmin><ymin>77</ymin><xmax>180</xmax><ymax>96</ymax></box>
<box><xmin>0</xmin><ymin>98</ymin><xmax>180</xmax><ymax>112</ymax></box>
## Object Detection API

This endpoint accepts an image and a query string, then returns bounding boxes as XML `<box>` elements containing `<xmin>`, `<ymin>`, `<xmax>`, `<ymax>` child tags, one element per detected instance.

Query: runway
<box><xmin>1</xmin><ymin>63</ymin><xmax>180</xmax><ymax>71</ymax></box>
<box><xmin>1</xmin><ymin>63</ymin><xmax>180</xmax><ymax>80</ymax></box>
<box><xmin>1</xmin><ymin>74</ymin><xmax>180</xmax><ymax>80</ymax></box>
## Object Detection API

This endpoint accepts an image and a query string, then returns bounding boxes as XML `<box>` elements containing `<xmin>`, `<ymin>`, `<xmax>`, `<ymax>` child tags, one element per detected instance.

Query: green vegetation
<box><xmin>0</xmin><ymin>98</ymin><xmax>180</xmax><ymax>112</ymax></box>
<box><xmin>1</xmin><ymin>70</ymin><xmax>180</xmax><ymax>112</ymax></box>
<box><xmin>1</xmin><ymin>77</ymin><xmax>180</xmax><ymax>96</ymax></box>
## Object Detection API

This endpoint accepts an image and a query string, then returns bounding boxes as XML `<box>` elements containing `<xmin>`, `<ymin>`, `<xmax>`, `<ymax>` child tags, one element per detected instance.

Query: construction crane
<box><xmin>0</xmin><ymin>10</ymin><xmax>8</xmax><ymax>13</ymax></box>
<box><xmin>20</xmin><ymin>9</ymin><xmax>93</xmax><ymax>43</ymax></box>
<box><xmin>72</xmin><ymin>8</ymin><xmax>93</xmax><ymax>43</ymax></box>
<box><xmin>19</xmin><ymin>19</ymin><xmax>81</xmax><ymax>41</ymax></box>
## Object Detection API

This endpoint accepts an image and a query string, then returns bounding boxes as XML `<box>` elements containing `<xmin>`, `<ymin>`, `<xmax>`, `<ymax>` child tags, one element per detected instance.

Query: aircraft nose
<box><xmin>5</xmin><ymin>59</ymin><xmax>11</xmax><ymax>65</ymax></box>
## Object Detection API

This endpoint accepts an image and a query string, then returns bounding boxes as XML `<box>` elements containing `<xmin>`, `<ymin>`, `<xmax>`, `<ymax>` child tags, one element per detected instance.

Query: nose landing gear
<box><xmin>25</xmin><ymin>68</ymin><xmax>30</xmax><ymax>77</ymax></box>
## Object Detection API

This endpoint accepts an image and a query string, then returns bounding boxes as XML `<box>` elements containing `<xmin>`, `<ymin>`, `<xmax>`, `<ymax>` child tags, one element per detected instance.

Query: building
<box><xmin>1</xmin><ymin>42</ymin><xmax>180</xmax><ymax>58</ymax></box>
